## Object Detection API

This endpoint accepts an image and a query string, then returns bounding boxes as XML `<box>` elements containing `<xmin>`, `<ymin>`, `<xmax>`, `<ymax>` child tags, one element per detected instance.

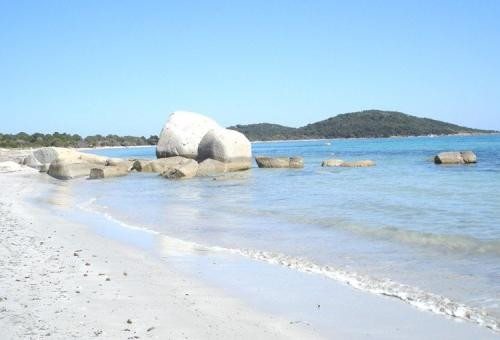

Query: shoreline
<box><xmin>0</xmin><ymin>170</ymin><xmax>320</xmax><ymax>339</ymax></box>
<box><xmin>0</xmin><ymin>168</ymin><xmax>497</xmax><ymax>338</ymax></box>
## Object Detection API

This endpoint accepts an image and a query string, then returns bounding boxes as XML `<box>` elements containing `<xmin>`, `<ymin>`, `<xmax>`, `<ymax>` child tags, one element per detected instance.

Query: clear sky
<box><xmin>1</xmin><ymin>0</ymin><xmax>499</xmax><ymax>136</ymax></box>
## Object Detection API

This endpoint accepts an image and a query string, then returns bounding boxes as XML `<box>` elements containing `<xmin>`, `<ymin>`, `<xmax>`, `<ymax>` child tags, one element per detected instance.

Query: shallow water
<box><xmin>78</xmin><ymin>135</ymin><xmax>500</xmax><ymax>330</ymax></box>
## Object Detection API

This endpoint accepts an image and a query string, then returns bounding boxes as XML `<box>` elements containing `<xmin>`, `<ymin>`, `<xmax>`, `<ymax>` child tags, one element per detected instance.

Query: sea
<box><xmin>56</xmin><ymin>134</ymin><xmax>500</xmax><ymax>331</ymax></box>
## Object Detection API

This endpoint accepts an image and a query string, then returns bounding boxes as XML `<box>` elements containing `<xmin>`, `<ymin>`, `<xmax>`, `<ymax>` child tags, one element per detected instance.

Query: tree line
<box><xmin>0</xmin><ymin>132</ymin><xmax>159</xmax><ymax>148</ymax></box>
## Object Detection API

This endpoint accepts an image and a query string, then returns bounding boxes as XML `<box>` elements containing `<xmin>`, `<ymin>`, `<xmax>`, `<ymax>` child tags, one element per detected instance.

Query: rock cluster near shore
<box><xmin>156</xmin><ymin>111</ymin><xmax>252</xmax><ymax>172</ymax></box>
<box><xmin>2</xmin><ymin>112</ymin><xmax>253</xmax><ymax>180</ymax></box>
<box><xmin>1</xmin><ymin>120</ymin><xmax>482</xmax><ymax>180</ymax></box>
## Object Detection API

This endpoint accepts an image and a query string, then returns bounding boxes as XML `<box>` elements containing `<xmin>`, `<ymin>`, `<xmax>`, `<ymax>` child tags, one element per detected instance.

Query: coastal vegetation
<box><xmin>229</xmin><ymin>110</ymin><xmax>495</xmax><ymax>141</ymax></box>
<box><xmin>0</xmin><ymin>132</ymin><xmax>159</xmax><ymax>148</ymax></box>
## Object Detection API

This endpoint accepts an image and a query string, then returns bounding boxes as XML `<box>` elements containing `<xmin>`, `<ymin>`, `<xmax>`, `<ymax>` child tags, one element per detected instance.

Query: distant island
<box><xmin>1</xmin><ymin>110</ymin><xmax>496</xmax><ymax>148</ymax></box>
<box><xmin>228</xmin><ymin>110</ymin><xmax>496</xmax><ymax>141</ymax></box>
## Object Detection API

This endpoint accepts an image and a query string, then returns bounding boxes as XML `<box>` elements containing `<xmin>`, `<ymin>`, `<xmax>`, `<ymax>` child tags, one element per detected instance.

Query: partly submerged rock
<box><xmin>434</xmin><ymin>152</ymin><xmax>463</xmax><ymax>164</ymax></box>
<box><xmin>289</xmin><ymin>157</ymin><xmax>304</xmax><ymax>168</ymax></box>
<box><xmin>340</xmin><ymin>160</ymin><xmax>375</xmax><ymax>167</ymax></box>
<box><xmin>149</xmin><ymin>157</ymin><xmax>192</xmax><ymax>173</ymax></box>
<box><xmin>156</xmin><ymin>111</ymin><xmax>219</xmax><ymax>159</ymax></box>
<box><xmin>131</xmin><ymin>159</ymin><xmax>153</xmax><ymax>172</ymax></box>
<box><xmin>460</xmin><ymin>151</ymin><xmax>477</xmax><ymax>163</ymax></box>
<box><xmin>255</xmin><ymin>156</ymin><xmax>304</xmax><ymax>168</ymax></box>
<box><xmin>161</xmin><ymin>159</ymin><xmax>199</xmax><ymax>179</ymax></box>
<box><xmin>132</xmin><ymin>157</ymin><xmax>193</xmax><ymax>173</ymax></box>
<box><xmin>89</xmin><ymin>165</ymin><xmax>129</xmax><ymax>179</ymax></box>
<box><xmin>197</xmin><ymin>128</ymin><xmax>252</xmax><ymax>171</ymax></box>
<box><xmin>321</xmin><ymin>159</ymin><xmax>344</xmax><ymax>167</ymax></box>
<box><xmin>434</xmin><ymin>151</ymin><xmax>477</xmax><ymax>164</ymax></box>
<box><xmin>48</xmin><ymin>160</ymin><xmax>101</xmax><ymax>180</ymax></box>
<box><xmin>196</xmin><ymin>159</ymin><xmax>227</xmax><ymax>176</ymax></box>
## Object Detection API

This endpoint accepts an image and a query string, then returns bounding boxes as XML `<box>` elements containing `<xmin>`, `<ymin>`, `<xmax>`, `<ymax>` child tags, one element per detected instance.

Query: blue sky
<box><xmin>1</xmin><ymin>0</ymin><xmax>499</xmax><ymax>136</ymax></box>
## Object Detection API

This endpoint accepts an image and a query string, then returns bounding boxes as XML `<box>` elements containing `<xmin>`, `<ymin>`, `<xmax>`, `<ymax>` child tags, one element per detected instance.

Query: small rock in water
<box><xmin>147</xmin><ymin>326</ymin><xmax>155</xmax><ymax>332</ymax></box>
<box><xmin>434</xmin><ymin>151</ymin><xmax>477</xmax><ymax>164</ymax></box>
<box><xmin>321</xmin><ymin>159</ymin><xmax>344</xmax><ymax>167</ymax></box>
<box><xmin>255</xmin><ymin>156</ymin><xmax>304</xmax><ymax>168</ymax></box>
<box><xmin>340</xmin><ymin>160</ymin><xmax>375</xmax><ymax>167</ymax></box>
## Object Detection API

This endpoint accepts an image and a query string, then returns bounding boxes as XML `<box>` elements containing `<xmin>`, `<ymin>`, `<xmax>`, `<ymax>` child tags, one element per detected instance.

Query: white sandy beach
<box><xmin>0</xmin><ymin>166</ymin><xmax>497</xmax><ymax>339</ymax></box>
<box><xmin>0</xmin><ymin>169</ymin><xmax>320</xmax><ymax>339</ymax></box>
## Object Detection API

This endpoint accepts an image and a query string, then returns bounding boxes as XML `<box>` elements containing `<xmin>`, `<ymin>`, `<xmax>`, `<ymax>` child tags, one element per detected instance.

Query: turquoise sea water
<box><xmin>78</xmin><ymin>135</ymin><xmax>500</xmax><ymax>330</ymax></box>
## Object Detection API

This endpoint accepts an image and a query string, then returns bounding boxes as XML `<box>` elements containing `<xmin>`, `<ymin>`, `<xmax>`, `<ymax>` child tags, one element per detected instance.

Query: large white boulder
<box><xmin>197</xmin><ymin>128</ymin><xmax>252</xmax><ymax>171</ymax></box>
<box><xmin>156</xmin><ymin>111</ymin><xmax>220</xmax><ymax>159</ymax></box>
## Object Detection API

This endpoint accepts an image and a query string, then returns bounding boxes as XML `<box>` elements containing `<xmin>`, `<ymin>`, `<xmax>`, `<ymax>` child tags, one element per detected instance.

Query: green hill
<box><xmin>228</xmin><ymin>110</ymin><xmax>495</xmax><ymax>141</ymax></box>
<box><xmin>228</xmin><ymin>123</ymin><xmax>300</xmax><ymax>141</ymax></box>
